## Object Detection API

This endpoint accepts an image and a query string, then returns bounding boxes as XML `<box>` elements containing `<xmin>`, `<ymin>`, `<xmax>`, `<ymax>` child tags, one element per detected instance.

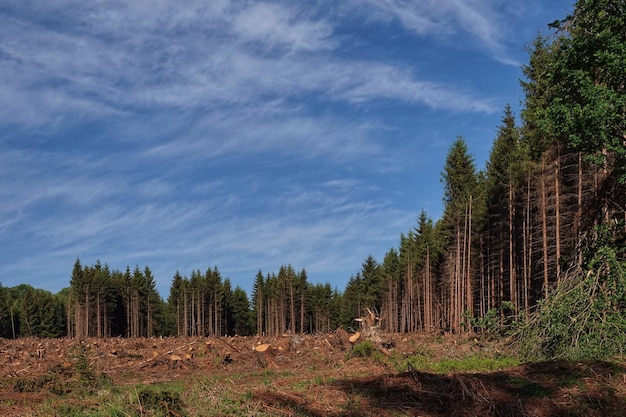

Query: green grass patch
<box><xmin>404</xmin><ymin>353</ymin><xmax>520</xmax><ymax>374</ymax></box>
<box><xmin>506</xmin><ymin>376</ymin><xmax>550</xmax><ymax>398</ymax></box>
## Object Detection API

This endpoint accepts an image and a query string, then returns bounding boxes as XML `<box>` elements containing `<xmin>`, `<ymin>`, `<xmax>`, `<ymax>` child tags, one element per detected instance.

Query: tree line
<box><xmin>1</xmin><ymin>0</ymin><xmax>624</xmax><ymax>342</ymax></box>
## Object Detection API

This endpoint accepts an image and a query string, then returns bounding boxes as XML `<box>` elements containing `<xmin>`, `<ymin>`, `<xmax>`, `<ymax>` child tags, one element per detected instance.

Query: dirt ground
<box><xmin>1</xmin><ymin>333</ymin><xmax>625</xmax><ymax>416</ymax></box>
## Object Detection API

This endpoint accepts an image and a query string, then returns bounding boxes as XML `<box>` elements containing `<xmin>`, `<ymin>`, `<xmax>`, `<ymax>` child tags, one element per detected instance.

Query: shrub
<box><xmin>138</xmin><ymin>387</ymin><xmax>187</xmax><ymax>417</ymax></box>
<box><xmin>515</xmin><ymin>244</ymin><xmax>626</xmax><ymax>360</ymax></box>
<box><xmin>351</xmin><ymin>340</ymin><xmax>374</xmax><ymax>358</ymax></box>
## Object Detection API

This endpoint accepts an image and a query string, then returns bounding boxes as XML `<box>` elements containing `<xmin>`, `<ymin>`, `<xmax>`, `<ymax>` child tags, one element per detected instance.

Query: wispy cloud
<box><xmin>233</xmin><ymin>2</ymin><xmax>337</xmax><ymax>53</ymax></box>
<box><xmin>354</xmin><ymin>0</ymin><xmax>523</xmax><ymax>65</ymax></box>
<box><xmin>0</xmin><ymin>0</ymin><xmax>495</xmax><ymax>130</ymax></box>
<box><xmin>0</xmin><ymin>0</ymin><xmax>545</xmax><ymax>294</ymax></box>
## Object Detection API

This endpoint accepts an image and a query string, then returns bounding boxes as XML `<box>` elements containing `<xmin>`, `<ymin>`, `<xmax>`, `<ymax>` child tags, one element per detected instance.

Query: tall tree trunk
<box><xmin>300</xmin><ymin>288</ymin><xmax>305</xmax><ymax>335</ymax></box>
<box><xmin>126</xmin><ymin>289</ymin><xmax>130</xmax><ymax>338</ymax></box>
<box><xmin>577</xmin><ymin>152</ymin><xmax>583</xmax><ymax>268</ymax></box>
<box><xmin>147</xmin><ymin>298</ymin><xmax>152</xmax><ymax>337</ymax></box>
<box><xmin>183</xmin><ymin>289</ymin><xmax>188</xmax><ymax>337</ymax></box>
<box><xmin>96</xmin><ymin>292</ymin><xmax>101</xmax><ymax>338</ymax></box>
<box><xmin>555</xmin><ymin>147</ymin><xmax>561</xmax><ymax>283</ymax></box>
<box><xmin>523</xmin><ymin>173</ymin><xmax>532</xmax><ymax>317</ymax></box>
<box><xmin>66</xmin><ymin>297</ymin><xmax>72</xmax><ymax>339</ymax></box>
<box><xmin>466</xmin><ymin>196</ymin><xmax>473</xmax><ymax>329</ymax></box>
<box><xmin>84</xmin><ymin>288</ymin><xmax>89</xmax><ymax>338</ymax></box>
<box><xmin>541</xmin><ymin>159</ymin><xmax>549</xmax><ymax>299</ymax></box>
<box><xmin>290</xmin><ymin>280</ymin><xmax>295</xmax><ymax>334</ymax></box>
<box><xmin>425</xmin><ymin>246</ymin><xmax>432</xmax><ymax>332</ymax></box>
<box><xmin>509</xmin><ymin>181</ymin><xmax>517</xmax><ymax>309</ymax></box>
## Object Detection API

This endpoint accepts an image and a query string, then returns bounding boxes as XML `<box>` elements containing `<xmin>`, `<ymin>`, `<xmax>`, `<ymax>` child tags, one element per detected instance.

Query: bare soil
<box><xmin>1</xmin><ymin>334</ymin><xmax>625</xmax><ymax>416</ymax></box>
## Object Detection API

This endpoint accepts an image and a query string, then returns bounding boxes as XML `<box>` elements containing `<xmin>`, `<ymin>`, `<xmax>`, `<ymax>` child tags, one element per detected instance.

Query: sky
<box><xmin>0</xmin><ymin>0</ymin><xmax>574</xmax><ymax>297</ymax></box>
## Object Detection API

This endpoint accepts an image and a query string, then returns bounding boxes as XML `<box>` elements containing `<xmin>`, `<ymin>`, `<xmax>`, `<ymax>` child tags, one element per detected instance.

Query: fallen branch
<box><xmin>215</xmin><ymin>336</ymin><xmax>240</xmax><ymax>353</ymax></box>
<box><xmin>110</xmin><ymin>340</ymin><xmax>200</xmax><ymax>370</ymax></box>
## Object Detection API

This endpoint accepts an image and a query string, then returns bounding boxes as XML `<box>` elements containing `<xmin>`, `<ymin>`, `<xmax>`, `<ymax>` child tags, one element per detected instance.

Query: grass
<box><xmin>403</xmin><ymin>353</ymin><xmax>520</xmax><ymax>374</ymax></box>
<box><xmin>32</xmin><ymin>351</ymin><xmax>522</xmax><ymax>415</ymax></box>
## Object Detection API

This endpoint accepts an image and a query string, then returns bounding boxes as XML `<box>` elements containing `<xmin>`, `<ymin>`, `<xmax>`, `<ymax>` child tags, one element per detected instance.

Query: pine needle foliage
<box><xmin>516</xmin><ymin>227</ymin><xmax>626</xmax><ymax>360</ymax></box>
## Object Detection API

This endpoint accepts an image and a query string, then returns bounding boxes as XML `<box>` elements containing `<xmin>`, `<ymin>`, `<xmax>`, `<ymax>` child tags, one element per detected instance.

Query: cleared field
<box><xmin>1</xmin><ymin>334</ymin><xmax>625</xmax><ymax>416</ymax></box>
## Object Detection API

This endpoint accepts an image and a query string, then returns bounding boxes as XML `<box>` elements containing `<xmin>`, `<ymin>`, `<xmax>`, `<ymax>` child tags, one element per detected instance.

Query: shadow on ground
<box><xmin>253</xmin><ymin>360</ymin><xmax>626</xmax><ymax>417</ymax></box>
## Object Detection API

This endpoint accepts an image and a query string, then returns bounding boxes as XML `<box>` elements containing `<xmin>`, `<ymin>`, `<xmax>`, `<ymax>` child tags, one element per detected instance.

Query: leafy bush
<box><xmin>516</xmin><ymin>244</ymin><xmax>626</xmax><ymax>360</ymax></box>
<box><xmin>351</xmin><ymin>340</ymin><xmax>374</xmax><ymax>358</ymax></box>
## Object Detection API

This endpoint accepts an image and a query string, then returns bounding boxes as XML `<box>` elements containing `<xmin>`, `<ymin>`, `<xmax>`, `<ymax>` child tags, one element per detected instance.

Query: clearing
<box><xmin>1</xmin><ymin>333</ymin><xmax>625</xmax><ymax>416</ymax></box>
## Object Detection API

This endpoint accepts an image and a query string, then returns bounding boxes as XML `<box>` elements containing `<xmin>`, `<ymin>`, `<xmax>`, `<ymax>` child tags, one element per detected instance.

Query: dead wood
<box><xmin>253</xmin><ymin>343</ymin><xmax>271</xmax><ymax>353</ymax></box>
<box><xmin>215</xmin><ymin>336</ymin><xmax>240</xmax><ymax>353</ymax></box>
<box><xmin>125</xmin><ymin>340</ymin><xmax>199</xmax><ymax>370</ymax></box>
<box><xmin>349</xmin><ymin>332</ymin><xmax>361</xmax><ymax>344</ymax></box>
<box><xmin>254</xmin><ymin>343</ymin><xmax>278</xmax><ymax>369</ymax></box>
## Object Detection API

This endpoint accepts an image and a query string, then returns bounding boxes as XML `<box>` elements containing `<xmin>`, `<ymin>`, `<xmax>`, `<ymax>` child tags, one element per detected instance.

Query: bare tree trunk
<box><xmin>300</xmin><ymin>288</ymin><xmax>305</xmax><ymax>335</ymax></box>
<box><xmin>466</xmin><ymin>196</ymin><xmax>473</xmax><ymax>330</ymax></box>
<box><xmin>183</xmin><ymin>289</ymin><xmax>188</xmax><ymax>337</ymax></box>
<box><xmin>290</xmin><ymin>279</ymin><xmax>295</xmax><ymax>334</ymax></box>
<box><xmin>454</xmin><ymin>226</ymin><xmax>461</xmax><ymax>333</ymax></box>
<box><xmin>509</xmin><ymin>181</ymin><xmax>517</xmax><ymax>309</ymax></box>
<box><xmin>256</xmin><ymin>294</ymin><xmax>261</xmax><ymax>336</ymax></box>
<box><xmin>541</xmin><ymin>159</ymin><xmax>549</xmax><ymax>299</ymax></box>
<box><xmin>176</xmin><ymin>300</ymin><xmax>180</xmax><ymax>337</ymax></box>
<box><xmin>84</xmin><ymin>288</ymin><xmax>89</xmax><ymax>338</ymax></box>
<box><xmin>555</xmin><ymin>148</ymin><xmax>561</xmax><ymax>283</ymax></box>
<box><xmin>424</xmin><ymin>248</ymin><xmax>429</xmax><ymax>332</ymax></box>
<box><xmin>577</xmin><ymin>152</ymin><xmax>583</xmax><ymax>268</ymax></box>
<box><xmin>523</xmin><ymin>173</ymin><xmax>532</xmax><ymax>317</ymax></box>
<box><xmin>66</xmin><ymin>297</ymin><xmax>72</xmax><ymax>339</ymax></box>
<box><xmin>499</xmin><ymin>246</ymin><xmax>504</xmax><ymax>323</ymax></box>
<box><xmin>147</xmin><ymin>298</ymin><xmax>152</xmax><ymax>337</ymax></box>
<box><xmin>96</xmin><ymin>292</ymin><xmax>101</xmax><ymax>338</ymax></box>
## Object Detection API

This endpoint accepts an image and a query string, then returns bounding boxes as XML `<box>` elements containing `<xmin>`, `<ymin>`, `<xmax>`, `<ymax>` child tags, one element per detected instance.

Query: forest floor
<box><xmin>1</xmin><ymin>332</ymin><xmax>625</xmax><ymax>416</ymax></box>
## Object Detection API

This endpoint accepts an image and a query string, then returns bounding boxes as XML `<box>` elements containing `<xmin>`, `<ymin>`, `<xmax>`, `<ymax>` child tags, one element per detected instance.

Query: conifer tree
<box><xmin>440</xmin><ymin>137</ymin><xmax>479</xmax><ymax>333</ymax></box>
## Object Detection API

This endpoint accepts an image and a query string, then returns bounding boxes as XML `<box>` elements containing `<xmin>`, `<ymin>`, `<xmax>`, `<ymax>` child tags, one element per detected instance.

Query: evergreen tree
<box><xmin>18</xmin><ymin>287</ymin><xmax>66</xmax><ymax>338</ymax></box>
<box><xmin>252</xmin><ymin>270</ymin><xmax>265</xmax><ymax>336</ymax></box>
<box><xmin>440</xmin><ymin>137</ymin><xmax>479</xmax><ymax>333</ymax></box>
<box><xmin>167</xmin><ymin>271</ymin><xmax>185</xmax><ymax>337</ymax></box>
<box><xmin>229</xmin><ymin>286</ymin><xmax>253</xmax><ymax>336</ymax></box>
<box><xmin>0</xmin><ymin>283</ymin><xmax>12</xmax><ymax>338</ymax></box>
<box><xmin>484</xmin><ymin>106</ymin><xmax>524</xmax><ymax>312</ymax></box>
<box><xmin>381</xmin><ymin>248</ymin><xmax>401</xmax><ymax>333</ymax></box>
<box><xmin>341</xmin><ymin>273</ymin><xmax>364</xmax><ymax>328</ymax></box>
<box><xmin>536</xmin><ymin>1</ymin><xmax>626</xmax><ymax>184</ymax></box>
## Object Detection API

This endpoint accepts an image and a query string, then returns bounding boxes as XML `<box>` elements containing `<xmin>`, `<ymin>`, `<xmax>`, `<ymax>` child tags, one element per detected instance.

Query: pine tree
<box><xmin>167</xmin><ymin>271</ymin><xmax>185</xmax><ymax>337</ymax></box>
<box><xmin>252</xmin><ymin>270</ymin><xmax>265</xmax><ymax>336</ymax></box>
<box><xmin>229</xmin><ymin>286</ymin><xmax>253</xmax><ymax>336</ymax></box>
<box><xmin>484</xmin><ymin>106</ymin><xmax>524</xmax><ymax>314</ymax></box>
<box><xmin>440</xmin><ymin>137</ymin><xmax>479</xmax><ymax>333</ymax></box>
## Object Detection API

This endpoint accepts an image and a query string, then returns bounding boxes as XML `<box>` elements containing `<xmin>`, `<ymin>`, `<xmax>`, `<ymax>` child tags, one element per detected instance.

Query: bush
<box><xmin>515</xmin><ymin>245</ymin><xmax>626</xmax><ymax>361</ymax></box>
<box><xmin>351</xmin><ymin>340</ymin><xmax>374</xmax><ymax>358</ymax></box>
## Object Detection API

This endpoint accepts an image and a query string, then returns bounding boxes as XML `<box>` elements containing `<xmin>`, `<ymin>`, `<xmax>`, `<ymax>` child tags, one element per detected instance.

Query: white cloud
<box><xmin>233</xmin><ymin>2</ymin><xmax>336</xmax><ymax>52</ymax></box>
<box><xmin>0</xmin><ymin>0</ymin><xmax>532</xmax><ymax>295</ymax></box>
<box><xmin>0</xmin><ymin>0</ymin><xmax>496</xmax><ymax>133</ymax></box>
<box><xmin>355</xmin><ymin>0</ymin><xmax>519</xmax><ymax>64</ymax></box>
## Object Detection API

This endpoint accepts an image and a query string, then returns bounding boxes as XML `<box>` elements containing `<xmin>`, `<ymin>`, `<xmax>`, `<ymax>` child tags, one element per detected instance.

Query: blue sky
<box><xmin>0</xmin><ymin>0</ymin><xmax>573</xmax><ymax>297</ymax></box>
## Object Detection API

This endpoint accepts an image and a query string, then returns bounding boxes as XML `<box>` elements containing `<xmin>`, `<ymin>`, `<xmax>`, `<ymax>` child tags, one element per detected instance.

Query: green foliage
<box><xmin>524</xmin><ymin>0</ymin><xmax>626</xmax><ymax>183</ymax></box>
<box><xmin>340</xmin><ymin>256</ymin><xmax>384</xmax><ymax>328</ymax></box>
<box><xmin>470</xmin><ymin>308</ymin><xmax>500</xmax><ymax>336</ymax></box>
<box><xmin>441</xmin><ymin>136</ymin><xmax>478</xmax><ymax>227</ymax></box>
<box><xmin>351</xmin><ymin>340</ymin><xmax>375</xmax><ymax>358</ymax></box>
<box><xmin>18</xmin><ymin>286</ymin><xmax>66</xmax><ymax>338</ymax></box>
<box><xmin>137</xmin><ymin>387</ymin><xmax>187</xmax><ymax>417</ymax></box>
<box><xmin>470</xmin><ymin>302</ymin><xmax>523</xmax><ymax>337</ymax></box>
<box><xmin>69</xmin><ymin>340</ymin><xmax>97</xmax><ymax>382</ymax></box>
<box><xmin>516</xmin><ymin>242</ymin><xmax>626</xmax><ymax>360</ymax></box>
<box><xmin>11</xmin><ymin>374</ymin><xmax>57</xmax><ymax>393</ymax></box>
